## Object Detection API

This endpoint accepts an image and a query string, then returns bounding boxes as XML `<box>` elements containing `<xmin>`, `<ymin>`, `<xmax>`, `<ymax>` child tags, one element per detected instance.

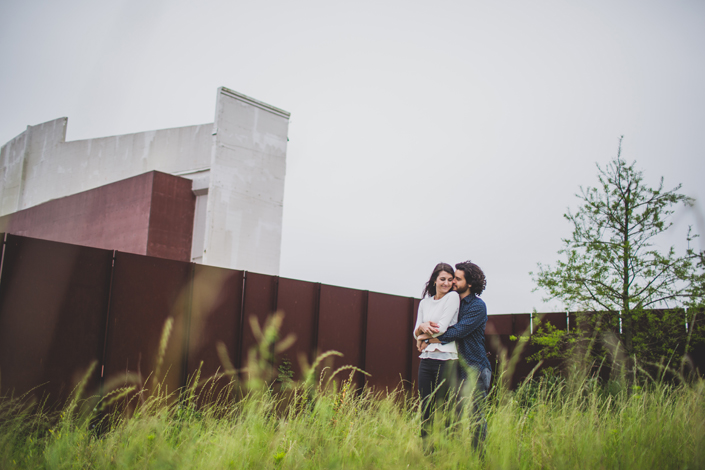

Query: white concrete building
<box><xmin>0</xmin><ymin>87</ymin><xmax>290</xmax><ymax>274</ymax></box>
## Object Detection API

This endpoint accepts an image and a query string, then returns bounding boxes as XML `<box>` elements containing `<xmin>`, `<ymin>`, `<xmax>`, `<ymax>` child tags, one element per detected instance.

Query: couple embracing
<box><xmin>413</xmin><ymin>260</ymin><xmax>491</xmax><ymax>451</ymax></box>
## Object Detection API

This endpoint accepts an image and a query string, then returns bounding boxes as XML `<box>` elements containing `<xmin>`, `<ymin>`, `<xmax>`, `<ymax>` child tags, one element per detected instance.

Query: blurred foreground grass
<box><xmin>2</xmin><ymin>374</ymin><xmax>703</xmax><ymax>469</ymax></box>
<box><xmin>1</xmin><ymin>315</ymin><xmax>703</xmax><ymax>469</ymax></box>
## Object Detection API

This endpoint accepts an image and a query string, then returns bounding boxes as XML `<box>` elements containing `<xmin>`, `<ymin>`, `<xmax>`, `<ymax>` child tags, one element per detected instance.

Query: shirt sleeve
<box><xmin>437</xmin><ymin>297</ymin><xmax>486</xmax><ymax>344</ymax></box>
<box><xmin>431</xmin><ymin>293</ymin><xmax>459</xmax><ymax>337</ymax></box>
<box><xmin>412</xmin><ymin>300</ymin><xmax>424</xmax><ymax>339</ymax></box>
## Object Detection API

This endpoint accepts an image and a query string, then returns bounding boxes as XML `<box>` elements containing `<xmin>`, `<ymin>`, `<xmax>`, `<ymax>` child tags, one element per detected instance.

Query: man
<box><xmin>417</xmin><ymin>260</ymin><xmax>491</xmax><ymax>451</ymax></box>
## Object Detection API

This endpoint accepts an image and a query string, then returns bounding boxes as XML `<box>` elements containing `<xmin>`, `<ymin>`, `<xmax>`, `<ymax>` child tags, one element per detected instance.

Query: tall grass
<box><xmin>1</xmin><ymin>316</ymin><xmax>703</xmax><ymax>469</ymax></box>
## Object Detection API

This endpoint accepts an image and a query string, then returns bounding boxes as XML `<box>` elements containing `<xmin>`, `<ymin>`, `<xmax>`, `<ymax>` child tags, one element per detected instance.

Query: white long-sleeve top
<box><xmin>413</xmin><ymin>291</ymin><xmax>459</xmax><ymax>360</ymax></box>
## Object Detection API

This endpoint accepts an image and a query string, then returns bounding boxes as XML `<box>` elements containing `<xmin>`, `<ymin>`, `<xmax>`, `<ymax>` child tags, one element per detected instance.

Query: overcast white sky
<box><xmin>1</xmin><ymin>0</ymin><xmax>703</xmax><ymax>313</ymax></box>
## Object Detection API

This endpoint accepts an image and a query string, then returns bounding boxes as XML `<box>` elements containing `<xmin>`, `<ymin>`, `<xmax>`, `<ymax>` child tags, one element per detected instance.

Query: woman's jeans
<box><xmin>418</xmin><ymin>358</ymin><xmax>459</xmax><ymax>438</ymax></box>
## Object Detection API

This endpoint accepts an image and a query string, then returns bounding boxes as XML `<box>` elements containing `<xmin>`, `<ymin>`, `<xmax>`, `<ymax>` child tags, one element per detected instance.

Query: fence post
<box><xmin>236</xmin><ymin>272</ymin><xmax>248</xmax><ymax>370</ymax></box>
<box><xmin>312</xmin><ymin>282</ymin><xmax>322</xmax><ymax>356</ymax></box>
<box><xmin>360</xmin><ymin>291</ymin><xmax>369</xmax><ymax>375</ymax></box>
<box><xmin>180</xmin><ymin>263</ymin><xmax>196</xmax><ymax>390</ymax></box>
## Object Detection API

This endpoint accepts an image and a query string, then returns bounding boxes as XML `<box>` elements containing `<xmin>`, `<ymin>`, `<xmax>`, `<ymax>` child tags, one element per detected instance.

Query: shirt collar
<box><xmin>460</xmin><ymin>292</ymin><xmax>477</xmax><ymax>304</ymax></box>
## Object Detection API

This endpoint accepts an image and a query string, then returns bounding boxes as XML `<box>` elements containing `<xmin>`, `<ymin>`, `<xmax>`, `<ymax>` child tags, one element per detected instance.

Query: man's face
<box><xmin>453</xmin><ymin>269</ymin><xmax>470</xmax><ymax>294</ymax></box>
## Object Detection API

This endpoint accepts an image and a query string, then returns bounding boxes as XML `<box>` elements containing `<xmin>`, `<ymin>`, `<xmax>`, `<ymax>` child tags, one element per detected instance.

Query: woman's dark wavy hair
<box><xmin>422</xmin><ymin>262</ymin><xmax>455</xmax><ymax>298</ymax></box>
<box><xmin>455</xmin><ymin>260</ymin><xmax>486</xmax><ymax>296</ymax></box>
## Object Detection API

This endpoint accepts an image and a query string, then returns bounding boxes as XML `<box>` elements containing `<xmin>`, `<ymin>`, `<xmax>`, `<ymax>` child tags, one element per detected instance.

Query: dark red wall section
<box><xmin>0</xmin><ymin>171</ymin><xmax>195</xmax><ymax>263</ymax></box>
<box><xmin>486</xmin><ymin>313</ymin><xmax>567</xmax><ymax>387</ymax></box>
<box><xmin>365</xmin><ymin>292</ymin><xmax>415</xmax><ymax>391</ymax></box>
<box><xmin>239</xmin><ymin>273</ymin><xmax>278</xmax><ymax>373</ymax></box>
<box><xmin>102</xmin><ymin>252</ymin><xmax>192</xmax><ymax>396</ymax></box>
<box><xmin>514</xmin><ymin>314</ymin><xmax>531</xmax><ymax>336</ymax></box>
<box><xmin>0</xmin><ymin>235</ymin><xmax>112</xmax><ymax>404</ymax></box>
<box><xmin>146</xmin><ymin>172</ymin><xmax>196</xmax><ymax>262</ymax></box>
<box><xmin>187</xmin><ymin>265</ymin><xmax>244</xmax><ymax>384</ymax></box>
<box><xmin>535</xmin><ymin>312</ymin><xmax>567</xmax><ymax>331</ymax></box>
<box><xmin>276</xmin><ymin>278</ymin><xmax>319</xmax><ymax>378</ymax></box>
<box><xmin>0</xmin><ymin>174</ymin><xmax>153</xmax><ymax>255</ymax></box>
<box><xmin>690</xmin><ymin>309</ymin><xmax>705</xmax><ymax>375</ymax></box>
<box><xmin>318</xmin><ymin>285</ymin><xmax>367</xmax><ymax>386</ymax></box>
<box><xmin>486</xmin><ymin>314</ymin><xmax>509</xmax><ymax>335</ymax></box>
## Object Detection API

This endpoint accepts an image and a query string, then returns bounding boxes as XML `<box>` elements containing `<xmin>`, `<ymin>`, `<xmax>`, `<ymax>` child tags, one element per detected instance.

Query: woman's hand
<box><xmin>417</xmin><ymin>321</ymin><xmax>440</xmax><ymax>336</ymax></box>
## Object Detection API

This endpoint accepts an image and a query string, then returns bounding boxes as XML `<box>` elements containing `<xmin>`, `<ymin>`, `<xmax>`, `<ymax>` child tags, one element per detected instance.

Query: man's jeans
<box><xmin>468</xmin><ymin>367</ymin><xmax>491</xmax><ymax>450</ymax></box>
<box><xmin>418</xmin><ymin>361</ymin><xmax>491</xmax><ymax>450</ymax></box>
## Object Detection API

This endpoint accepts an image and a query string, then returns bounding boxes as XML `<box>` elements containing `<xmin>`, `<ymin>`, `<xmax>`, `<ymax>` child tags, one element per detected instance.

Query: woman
<box><xmin>413</xmin><ymin>262</ymin><xmax>460</xmax><ymax>439</ymax></box>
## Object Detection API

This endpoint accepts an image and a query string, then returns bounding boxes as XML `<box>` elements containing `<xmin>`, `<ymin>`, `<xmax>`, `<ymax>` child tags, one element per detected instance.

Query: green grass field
<box><xmin>1</xmin><ymin>317</ymin><xmax>703</xmax><ymax>469</ymax></box>
<box><xmin>1</xmin><ymin>366</ymin><xmax>703</xmax><ymax>469</ymax></box>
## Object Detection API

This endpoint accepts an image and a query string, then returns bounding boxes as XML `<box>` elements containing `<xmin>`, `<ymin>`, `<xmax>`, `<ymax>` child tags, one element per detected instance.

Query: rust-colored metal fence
<box><xmin>0</xmin><ymin>234</ymin><xmax>700</xmax><ymax>406</ymax></box>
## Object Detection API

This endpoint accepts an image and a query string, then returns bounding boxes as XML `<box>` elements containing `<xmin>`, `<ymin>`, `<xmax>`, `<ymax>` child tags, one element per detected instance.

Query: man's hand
<box><xmin>417</xmin><ymin>333</ymin><xmax>441</xmax><ymax>352</ymax></box>
<box><xmin>416</xmin><ymin>321</ymin><xmax>440</xmax><ymax>336</ymax></box>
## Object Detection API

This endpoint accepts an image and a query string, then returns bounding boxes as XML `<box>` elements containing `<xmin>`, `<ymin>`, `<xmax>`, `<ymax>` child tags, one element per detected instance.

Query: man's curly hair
<box><xmin>455</xmin><ymin>260</ymin><xmax>486</xmax><ymax>296</ymax></box>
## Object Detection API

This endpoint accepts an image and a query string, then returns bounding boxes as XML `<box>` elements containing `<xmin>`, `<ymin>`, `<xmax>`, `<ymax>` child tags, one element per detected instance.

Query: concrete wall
<box><xmin>0</xmin><ymin>119</ymin><xmax>212</xmax><ymax>214</ymax></box>
<box><xmin>0</xmin><ymin>87</ymin><xmax>290</xmax><ymax>274</ymax></box>
<box><xmin>203</xmin><ymin>88</ymin><xmax>289</xmax><ymax>273</ymax></box>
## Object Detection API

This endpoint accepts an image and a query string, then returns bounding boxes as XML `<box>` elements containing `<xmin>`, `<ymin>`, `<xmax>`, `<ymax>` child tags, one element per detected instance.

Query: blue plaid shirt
<box><xmin>437</xmin><ymin>293</ymin><xmax>491</xmax><ymax>374</ymax></box>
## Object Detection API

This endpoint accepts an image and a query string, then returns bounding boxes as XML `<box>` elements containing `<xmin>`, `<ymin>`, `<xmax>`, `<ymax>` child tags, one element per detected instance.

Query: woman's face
<box><xmin>435</xmin><ymin>270</ymin><xmax>454</xmax><ymax>297</ymax></box>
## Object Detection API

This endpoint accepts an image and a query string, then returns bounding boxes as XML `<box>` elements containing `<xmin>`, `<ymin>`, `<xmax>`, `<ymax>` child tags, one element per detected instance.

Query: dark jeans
<box><xmin>419</xmin><ymin>360</ymin><xmax>491</xmax><ymax>451</ymax></box>
<box><xmin>464</xmin><ymin>366</ymin><xmax>491</xmax><ymax>450</ymax></box>
<box><xmin>418</xmin><ymin>358</ymin><xmax>460</xmax><ymax>438</ymax></box>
